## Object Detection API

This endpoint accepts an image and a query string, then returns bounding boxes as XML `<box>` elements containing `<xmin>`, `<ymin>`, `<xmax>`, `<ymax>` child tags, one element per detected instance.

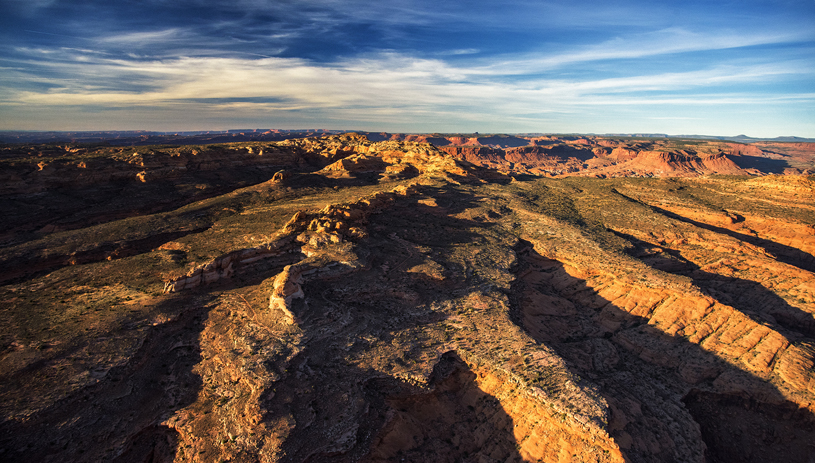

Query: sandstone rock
<box><xmin>2</xmin><ymin>135</ymin><xmax>814</xmax><ymax>463</ymax></box>
<box><xmin>271</xmin><ymin>169</ymin><xmax>291</xmax><ymax>182</ymax></box>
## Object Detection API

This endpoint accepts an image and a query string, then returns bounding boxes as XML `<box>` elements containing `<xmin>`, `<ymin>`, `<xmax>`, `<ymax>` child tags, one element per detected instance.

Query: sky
<box><xmin>1</xmin><ymin>0</ymin><xmax>813</xmax><ymax>136</ymax></box>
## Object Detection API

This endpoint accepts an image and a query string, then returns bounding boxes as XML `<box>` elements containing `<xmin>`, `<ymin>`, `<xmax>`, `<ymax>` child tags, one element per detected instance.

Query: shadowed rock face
<box><xmin>0</xmin><ymin>134</ymin><xmax>813</xmax><ymax>462</ymax></box>
<box><xmin>363</xmin><ymin>353</ymin><xmax>527</xmax><ymax>463</ymax></box>
<box><xmin>683</xmin><ymin>390</ymin><xmax>815</xmax><ymax>463</ymax></box>
<box><xmin>511</xmin><ymin>244</ymin><xmax>815</xmax><ymax>462</ymax></box>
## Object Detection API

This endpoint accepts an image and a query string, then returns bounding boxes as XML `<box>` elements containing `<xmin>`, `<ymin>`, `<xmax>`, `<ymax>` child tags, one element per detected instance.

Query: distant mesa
<box><xmin>0</xmin><ymin>129</ymin><xmax>342</xmax><ymax>145</ymax></box>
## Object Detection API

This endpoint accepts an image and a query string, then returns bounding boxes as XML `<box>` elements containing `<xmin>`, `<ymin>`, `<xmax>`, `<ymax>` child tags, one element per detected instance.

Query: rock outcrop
<box><xmin>431</xmin><ymin>135</ymin><xmax>815</xmax><ymax>178</ymax></box>
<box><xmin>268</xmin><ymin>184</ymin><xmax>420</xmax><ymax>322</ymax></box>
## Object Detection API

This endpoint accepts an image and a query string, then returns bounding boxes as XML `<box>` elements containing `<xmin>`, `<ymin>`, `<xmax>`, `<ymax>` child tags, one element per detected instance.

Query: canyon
<box><xmin>0</xmin><ymin>133</ymin><xmax>813</xmax><ymax>462</ymax></box>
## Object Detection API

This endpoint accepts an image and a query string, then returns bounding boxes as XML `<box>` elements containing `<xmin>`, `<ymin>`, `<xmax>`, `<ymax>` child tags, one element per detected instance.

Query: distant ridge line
<box><xmin>1</xmin><ymin>130</ymin><xmax>813</xmax><ymax>145</ymax></box>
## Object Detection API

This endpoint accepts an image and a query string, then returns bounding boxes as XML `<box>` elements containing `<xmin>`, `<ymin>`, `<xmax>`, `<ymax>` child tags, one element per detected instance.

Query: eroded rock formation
<box><xmin>0</xmin><ymin>134</ymin><xmax>813</xmax><ymax>462</ymax></box>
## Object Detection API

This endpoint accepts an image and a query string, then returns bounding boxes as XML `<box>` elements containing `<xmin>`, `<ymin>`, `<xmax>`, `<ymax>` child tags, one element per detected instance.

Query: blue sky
<box><xmin>1</xmin><ymin>0</ymin><xmax>813</xmax><ymax>136</ymax></box>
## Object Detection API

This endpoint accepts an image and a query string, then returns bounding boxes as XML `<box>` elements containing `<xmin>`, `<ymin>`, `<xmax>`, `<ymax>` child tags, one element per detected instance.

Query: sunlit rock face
<box><xmin>0</xmin><ymin>134</ymin><xmax>813</xmax><ymax>462</ymax></box>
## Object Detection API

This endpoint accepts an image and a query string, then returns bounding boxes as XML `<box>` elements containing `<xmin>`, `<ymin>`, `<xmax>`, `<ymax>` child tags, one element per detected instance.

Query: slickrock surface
<box><xmin>432</xmin><ymin>136</ymin><xmax>815</xmax><ymax>178</ymax></box>
<box><xmin>0</xmin><ymin>134</ymin><xmax>813</xmax><ymax>462</ymax></box>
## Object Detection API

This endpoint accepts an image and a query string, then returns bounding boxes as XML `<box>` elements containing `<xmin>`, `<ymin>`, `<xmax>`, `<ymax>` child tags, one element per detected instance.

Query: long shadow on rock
<box><xmin>0</xmin><ymin>226</ymin><xmax>211</xmax><ymax>286</ymax></box>
<box><xmin>728</xmin><ymin>155</ymin><xmax>791</xmax><ymax>174</ymax></box>
<box><xmin>0</xmin><ymin>294</ymin><xmax>212</xmax><ymax>463</ymax></box>
<box><xmin>365</xmin><ymin>352</ymin><xmax>524</xmax><ymax>463</ymax></box>
<box><xmin>267</xmin><ymin>336</ymin><xmax>526</xmax><ymax>463</ymax></box>
<box><xmin>261</xmin><ymin>185</ymin><xmax>526</xmax><ymax>462</ymax></box>
<box><xmin>617</xmin><ymin>230</ymin><xmax>815</xmax><ymax>340</ymax></box>
<box><xmin>0</xmin><ymin>163</ymin><xmax>285</xmax><ymax>239</ymax></box>
<box><xmin>648</xmin><ymin>204</ymin><xmax>815</xmax><ymax>273</ymax></box>
<box><xmin>0</xmin><ymin>246</ymin><xmax>302</xmax><ymax>463</ymax></box>
<box><xmin>287</xmin><ymin>172</ymin><xmax>384</xmax><ymax>190</ymax></box>
<box><xmin>510</xmin><ymin>240</ymin><xmax>815</xmax><ymax>463</ymax></box>
<box><xmin>546</xmin><ymin>144</ymin><xmax>597</xmax><ymax>162</ymax></box>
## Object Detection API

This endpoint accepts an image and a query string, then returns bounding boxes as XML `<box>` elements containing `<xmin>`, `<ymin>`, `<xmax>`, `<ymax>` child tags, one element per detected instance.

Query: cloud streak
<box><xmin>5</xmin><ymin>49</ymin><xmax>811</xmax><ymax>113</ymax></box>
<box><xmin>1</xmin><ymin>0</ymin><xmax>813</xmax><ymax>135</ymax></box>
<box><xmin>473</xmin><ymin>28</ymin><xmax>813</xmax><ymax>76</ymax></box>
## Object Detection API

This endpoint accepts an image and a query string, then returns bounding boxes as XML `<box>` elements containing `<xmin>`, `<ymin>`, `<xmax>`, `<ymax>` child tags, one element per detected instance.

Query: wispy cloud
<box><xmin>99</xmin><ymin>29</ymin><xmax>186</xmax><ymax>45</ymax></box>
<box><xmin>2</xmin><ymin>0</ymin><xmax>814</xmax><ymax>135</ymax></box>
<box><xmin>4</xmin><ymin>0</ymin><xmax>58</xmax><ymax>15</ymax></box>
<box><xmin>5</xmin><ymin>49</ymin><xmax>811</xmax><ymax>114</ymax></box>
<box><xmin>440</xmin><ymin>49</ymin><xmax>481</xmax><ymax>56</ymax></box>
<box><xmin>474</xmin><ymin>28</ymin><xmax>813</xmax><ymax>76</ymax></box>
